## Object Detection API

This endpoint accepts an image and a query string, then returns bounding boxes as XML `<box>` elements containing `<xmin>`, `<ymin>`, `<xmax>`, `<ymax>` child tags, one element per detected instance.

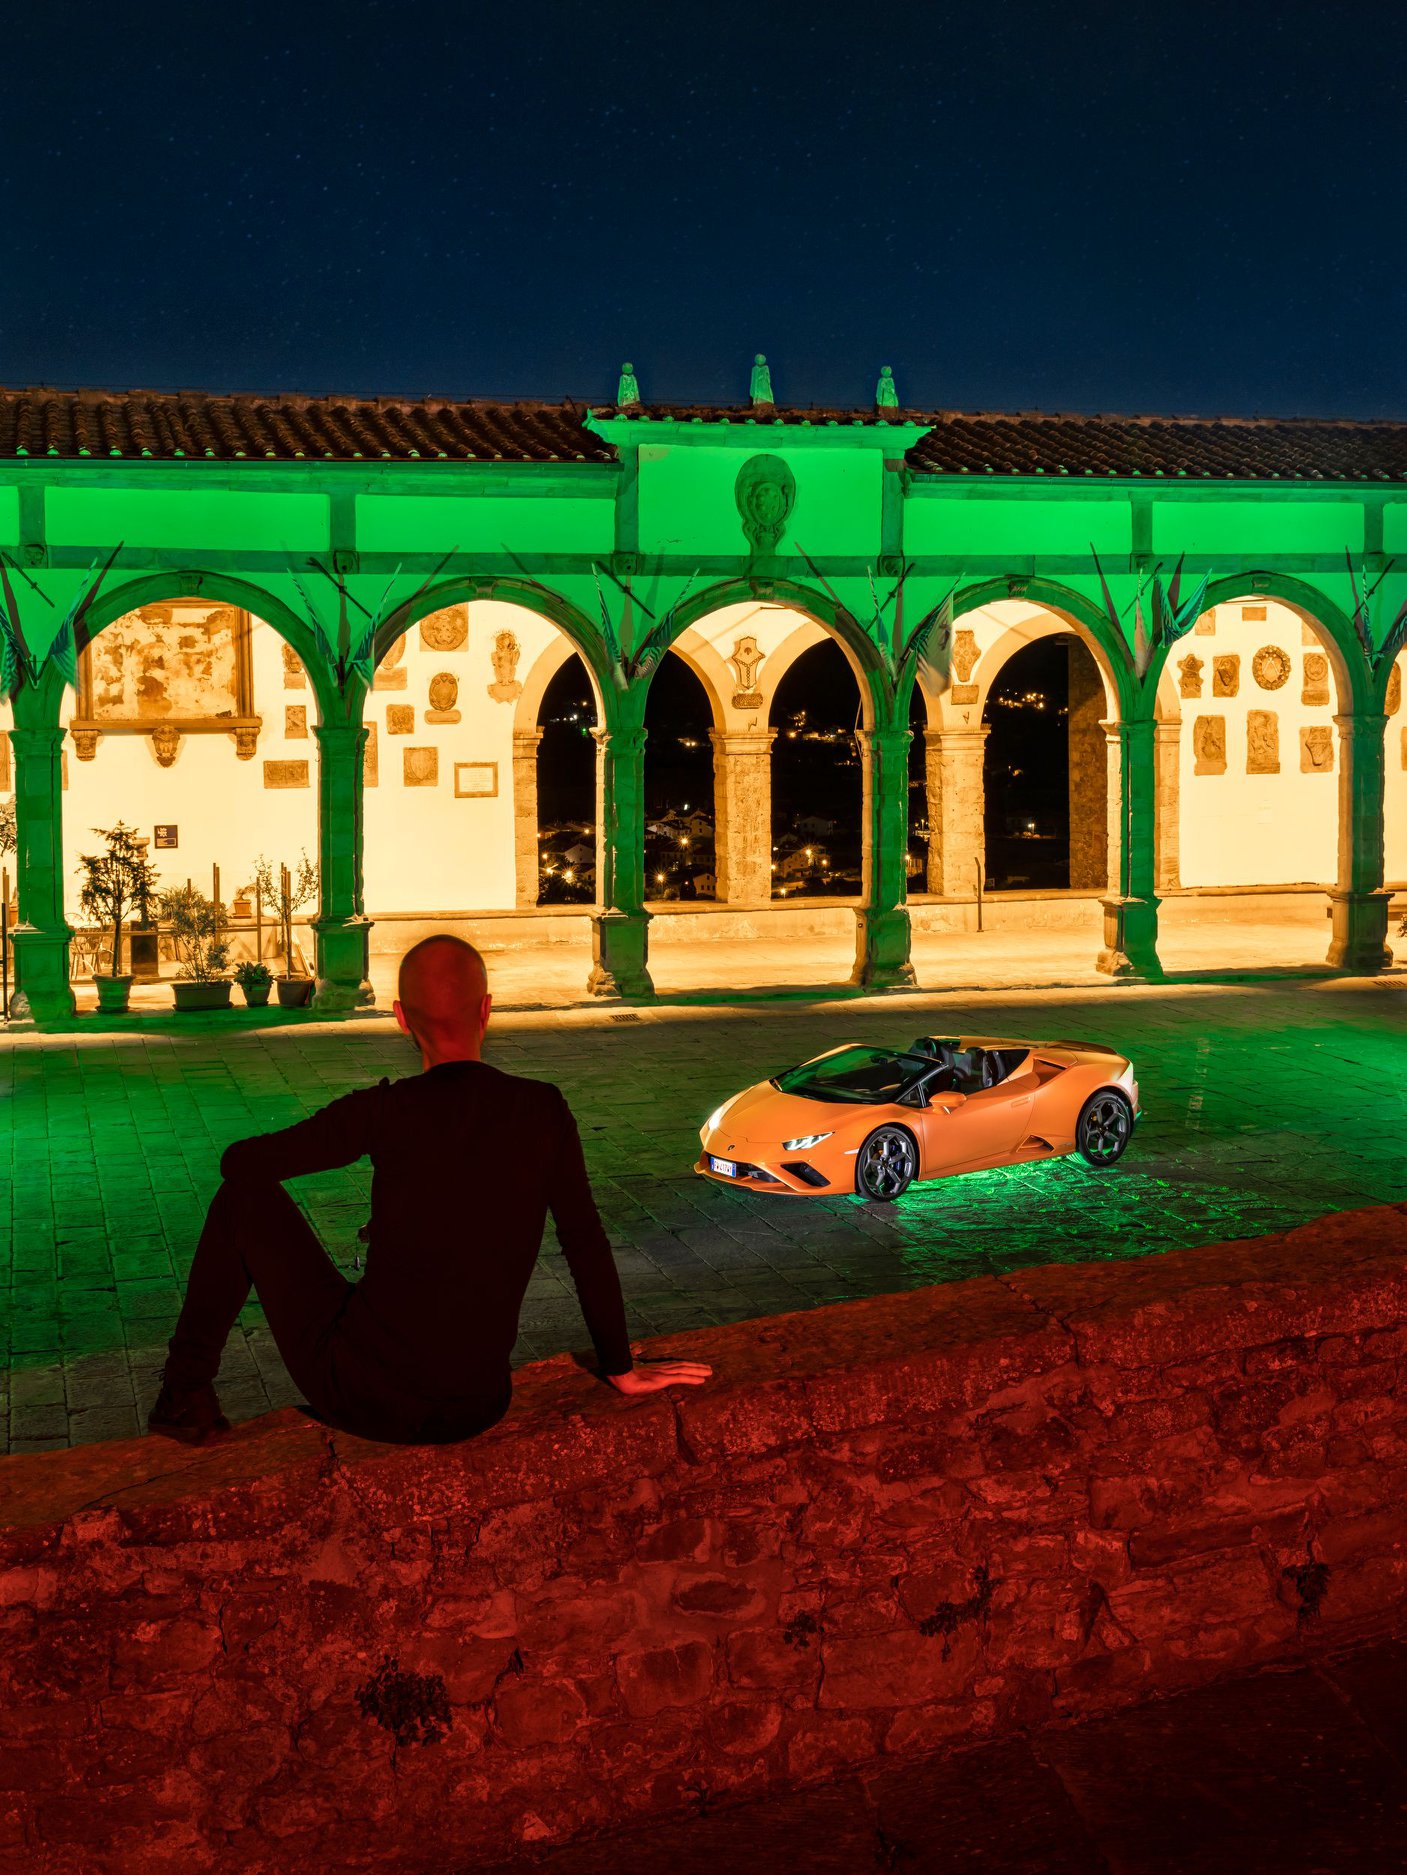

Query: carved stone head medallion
<box><xmin>734</xmin><ymin>454</ymin><xmax>796</xmax><ymax>556</ymax></box>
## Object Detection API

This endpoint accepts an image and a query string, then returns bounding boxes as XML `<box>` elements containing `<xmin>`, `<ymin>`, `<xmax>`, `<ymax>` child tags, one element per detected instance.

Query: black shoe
<box><xmin>147</xmin><ymin>1379</ymin><xmax>231</xmax><ymax>1445</ymax></box>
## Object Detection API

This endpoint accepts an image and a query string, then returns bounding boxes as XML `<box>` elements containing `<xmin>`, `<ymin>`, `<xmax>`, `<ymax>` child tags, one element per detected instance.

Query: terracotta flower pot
<box><xmin>276</xmin><ymin>976</ymin><xmax>314</xmax><ymax>1008</ymax></box>
<box><xmin>172</xmin><ymin>980</ymin><xmax>233</xmax><ymax>1012</ymax></box>
<box><xmin>94</xmin><ymin>974</ymin><xmax>134</xmax><ymax>1015</ymax></box>
<box><xmin>239</xmin><ymin>981</ymin><xmax>272</xmax><ymax>1007</ymax></box>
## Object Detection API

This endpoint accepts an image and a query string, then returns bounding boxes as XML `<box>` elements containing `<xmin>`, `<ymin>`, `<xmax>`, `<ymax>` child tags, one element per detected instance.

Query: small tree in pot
<box><xmin>160</xmin><ymin>884</ymin><xmax>232</xmax><ymax>1011</ymax></box>
<box><xmin>76</xmin><ymin>822</ymin><xmax>159</xmax><ymax>1015</ymax></box>
<box><xmin>255</xmin><ymin>851</ymin><xmax>318</xmax><ymax>1007</ymax></box>
<box><xmin>232</xmin><ymin>958</ymin><xmax>273</xmax><ymax>1007</ymax></box>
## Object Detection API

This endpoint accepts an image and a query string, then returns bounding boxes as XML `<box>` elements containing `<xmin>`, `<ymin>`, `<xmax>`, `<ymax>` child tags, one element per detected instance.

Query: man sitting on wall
<box><xmin>148</xmin><ymin>934</ymin><xmax>710</xmax><ymax>1444</ymax></box>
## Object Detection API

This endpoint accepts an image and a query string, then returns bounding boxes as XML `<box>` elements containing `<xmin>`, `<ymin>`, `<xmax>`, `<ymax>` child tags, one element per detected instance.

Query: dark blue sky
<box><xmin>5</xmin><ymin>1</ymin><xmax>1404</xmax><ymax>416</ymax></box>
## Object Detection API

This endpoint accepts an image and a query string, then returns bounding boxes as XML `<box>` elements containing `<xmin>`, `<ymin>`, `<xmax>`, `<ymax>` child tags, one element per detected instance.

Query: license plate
<box><xmin>709</xmin><ymin>1156</ymin><xmax>737</xmax><ymax>1178</ymax></box>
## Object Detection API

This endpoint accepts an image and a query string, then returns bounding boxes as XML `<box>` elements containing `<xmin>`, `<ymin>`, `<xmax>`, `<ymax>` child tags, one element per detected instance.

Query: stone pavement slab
<box><xmin>2</xmin><ymin>975</ymin><xmax>1403</xmax><ymax>1454</ymax></box>
<box><xmin>473</xmin><ymin>1640</ymin><xmax>1407</xmax><ymax>1875</ymax></box>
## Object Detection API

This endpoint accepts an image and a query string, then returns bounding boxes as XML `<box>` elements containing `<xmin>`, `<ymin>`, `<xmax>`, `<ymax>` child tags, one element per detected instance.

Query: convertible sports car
<box><xmin>696</xmin><ymin>1036</ymin><xmax>1140</xmax><ymax>1201</ymax></box>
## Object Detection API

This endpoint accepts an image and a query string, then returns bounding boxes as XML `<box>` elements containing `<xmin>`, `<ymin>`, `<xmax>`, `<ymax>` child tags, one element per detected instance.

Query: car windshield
<box><xmin>772</xmin><ymin>1045</ymin><xmax>932</xmax><ymax>1106</ymax></box>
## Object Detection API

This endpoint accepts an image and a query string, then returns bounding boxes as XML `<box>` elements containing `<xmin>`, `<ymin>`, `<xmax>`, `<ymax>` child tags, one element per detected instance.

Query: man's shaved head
<box><xmin>395</xmin><ymin>935</ymin><xmax>491</xmax><ymax>1064</ymax></box>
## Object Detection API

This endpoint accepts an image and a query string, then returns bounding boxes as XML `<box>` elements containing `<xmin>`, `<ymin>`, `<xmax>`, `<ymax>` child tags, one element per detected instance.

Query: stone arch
<box><xmin>915</xmin><ymin>596</ymin><xmax>1126</xmax><ymax>898</ymax></box>
<box><xmin>663</xmin><ymin>578</ymin><xmax>884</xmax><ymax>733</ymax></box>
<box><xmin>1174</xmin><ymin>574</ymin><xmax>1367</xmax><ymax>715</ymax></box>
<box><xmin>382</xmin><ymin>575</ymin><xmax>613</xmax><ymax>708</ymax></box>
<box><xmin>81</xmin><ymin>570</ymin><xmax>335</xmax><ymax>724</ymax></box>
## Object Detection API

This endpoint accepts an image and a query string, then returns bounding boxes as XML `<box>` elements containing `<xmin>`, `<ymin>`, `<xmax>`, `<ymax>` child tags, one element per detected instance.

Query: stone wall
<box><xmin>3</xmin><ymin>1204</ymin><xmax>1407</xmax><ymax>1873</ymax></box>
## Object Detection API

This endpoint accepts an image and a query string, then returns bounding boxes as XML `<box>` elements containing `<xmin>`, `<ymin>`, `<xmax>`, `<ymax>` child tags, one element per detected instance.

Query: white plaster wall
<box><xmin>362</xmin><ymin>601</ymin><xmax>567</xmax><ymax>914</ymax></box>
<box><xmin>1385</xmin><ymin>649</ymin><xmax>1407</xmax><ymax>883</ymax></box>
<box><xmin>1176</xmin><ymin>601</ymin><xmax>1339</xmax><ymax>888</ymax></box>
<box><xmin>60</xmin><ymin>615</ymin><xmax>316</xmax><ymax>919</ymax></box>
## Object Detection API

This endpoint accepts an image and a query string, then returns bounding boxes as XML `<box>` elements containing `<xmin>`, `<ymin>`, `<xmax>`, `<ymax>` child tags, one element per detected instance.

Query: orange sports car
<box><xmin>696</xmin><ymin>1035</ymin><xmax>1140</xmax><ymax>1201</ymax></box>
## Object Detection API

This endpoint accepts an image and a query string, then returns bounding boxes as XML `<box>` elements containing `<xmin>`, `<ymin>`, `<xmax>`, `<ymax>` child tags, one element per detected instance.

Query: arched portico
<box><xmin>1145</xmin><ymin>579</ymin><xmax>1391</xmax><ymax>973</ymax></box>
<box><xmin>5</xmin><ymin>571</ymin><xmax>352</xmax><ymax>1020</ymax></box>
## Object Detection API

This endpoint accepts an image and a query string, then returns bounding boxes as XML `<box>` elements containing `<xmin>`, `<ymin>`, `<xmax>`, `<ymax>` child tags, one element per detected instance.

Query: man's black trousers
<box><xmin>165</xmin><ymin>1177</ymin><xmax>509</xmax><ymax>1444</ymax></box>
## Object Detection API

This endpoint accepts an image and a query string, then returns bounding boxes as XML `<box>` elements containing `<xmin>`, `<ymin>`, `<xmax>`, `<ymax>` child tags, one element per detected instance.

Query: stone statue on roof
<box><xmin>876</xmin><ymin>365</ymin><xmax>899</xmax><ymax>409</ymax></box>
<box><xmin>750</xmin><ymin>354</ymin><xmax>774</xmax><ymax>406</ymax></box>
<box><xmin>617</xmin><ymin>362</ymin><xmax>641</xmax><ymax>408</ymax></box>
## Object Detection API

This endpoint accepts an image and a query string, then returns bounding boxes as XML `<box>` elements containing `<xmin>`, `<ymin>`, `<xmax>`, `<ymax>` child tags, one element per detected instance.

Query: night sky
<box><xmin>5</xmin><ymin>1</ymin><xmax>1405</xmax><ymax>417</ymax></box>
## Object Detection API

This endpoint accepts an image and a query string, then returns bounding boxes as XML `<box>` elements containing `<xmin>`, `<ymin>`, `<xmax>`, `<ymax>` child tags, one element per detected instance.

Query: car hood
<box><xmin>711</xmin><ymin>1081</ymin><xmax>875</xmax><ymax>1152</ymax></box>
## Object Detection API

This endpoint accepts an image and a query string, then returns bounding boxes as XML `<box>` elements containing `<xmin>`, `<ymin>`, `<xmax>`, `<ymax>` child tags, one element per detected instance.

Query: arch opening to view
<box><xmin>768</xmin><ymin>639</ymin><xmax>863</xmax><ymax>899</ymax></box>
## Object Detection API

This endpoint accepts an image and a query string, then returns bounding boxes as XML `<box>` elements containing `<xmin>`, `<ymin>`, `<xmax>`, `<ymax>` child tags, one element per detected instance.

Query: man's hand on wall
<box><xmin>607</xmin><ymin>1358</ymin><xmax>713</xmax><ymax>1394</ymax></box>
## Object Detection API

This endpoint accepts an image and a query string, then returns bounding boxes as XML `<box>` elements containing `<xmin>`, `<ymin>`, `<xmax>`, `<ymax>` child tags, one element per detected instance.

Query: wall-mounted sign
<box><xmin>454</xmin><ymin>762</ymin><xmax>498</xmax><ymax>798</ymax></box>
<box><xmin>154</xmin><ymin>825</ymin><xmax>179</xmax><ymax>848</ymax></box>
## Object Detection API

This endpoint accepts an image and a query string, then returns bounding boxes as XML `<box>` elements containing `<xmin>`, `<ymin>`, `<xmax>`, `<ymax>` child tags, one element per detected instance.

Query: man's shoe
<box><xmin>147</xmin><ymin>1380</ymin><xmax>231</xmax><ymax>1445</ymax></box>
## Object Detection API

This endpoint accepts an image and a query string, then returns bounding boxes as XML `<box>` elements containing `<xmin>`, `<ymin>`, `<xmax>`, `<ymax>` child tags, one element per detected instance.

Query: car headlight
<box><xmin>783</xmin><ymin>1132</ymin><xmax>832</xmax><ymax>1150</ymax></box>
<box><xmin>704</xmin><ymin>1104</ymin><xmax>729</xmax><ymax>1134</ymax></box>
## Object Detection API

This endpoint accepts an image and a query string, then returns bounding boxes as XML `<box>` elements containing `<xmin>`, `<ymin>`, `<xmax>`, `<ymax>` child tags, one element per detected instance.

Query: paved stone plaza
<box><xmin>1</xmin><ymin>973</ymin><xmax>1403</xmax><ymax>1456</ymax></box>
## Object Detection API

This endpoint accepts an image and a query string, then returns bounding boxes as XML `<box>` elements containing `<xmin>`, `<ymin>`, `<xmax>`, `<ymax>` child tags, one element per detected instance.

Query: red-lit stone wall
<box><xmin>3</xmin><ymin>1203</ymin><xmax>1407</xmax><ymax>1873</ymax></box>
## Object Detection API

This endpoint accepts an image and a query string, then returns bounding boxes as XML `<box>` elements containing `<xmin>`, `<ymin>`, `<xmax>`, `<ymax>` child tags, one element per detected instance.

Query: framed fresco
<box><xmin>71</xmin><ymin>602</ymin><xmax>259</xmax><ymax>741</ymax></box>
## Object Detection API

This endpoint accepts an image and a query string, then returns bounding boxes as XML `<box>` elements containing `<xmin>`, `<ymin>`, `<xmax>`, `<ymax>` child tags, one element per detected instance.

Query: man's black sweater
<box><xmin>220</xmin><ymin>1058</ymin><xmax>633</xmax><ymax>1411</ymax></box>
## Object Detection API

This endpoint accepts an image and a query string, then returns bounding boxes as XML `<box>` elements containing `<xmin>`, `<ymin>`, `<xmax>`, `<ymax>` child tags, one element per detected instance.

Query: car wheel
<box><xmin>854</xmin><ymin>1125</ymin><xmax>918</xmax><ymax>1201</ymax></box>
<box><xmin>1076</xmin><ymin>1090</ymin><xmax>1134</xmax><ymax>1168</ymax></box>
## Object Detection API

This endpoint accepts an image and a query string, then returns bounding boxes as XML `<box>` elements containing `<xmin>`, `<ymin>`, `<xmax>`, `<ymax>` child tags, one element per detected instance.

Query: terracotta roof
<box><xmin>0</xmin><ymin>388</ymin><xmax>615</xmax><ymax>463</ymax></box>
<box><xmin>3</xmin><ymin>386</ymin><xmax>1406</xmax><ymax>481</ymax></box>
<box><xmin>902</xmin><ymin>411</ymin><xmax>1407</xmax><ymax>481</ymax></box>
<box><xmin>600</xmin><ymin>403</ymin><xmax>1407</xmax><ymax>480</ymax></box>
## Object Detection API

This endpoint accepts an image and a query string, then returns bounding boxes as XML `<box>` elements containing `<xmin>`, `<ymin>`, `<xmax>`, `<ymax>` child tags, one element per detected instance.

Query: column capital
<box><xmin>708</xmin><ymin>727</ymin><xmax>777</xmax><ymax>755</ymax></box>
<box><xmin>312</xmin><ymin>720</ymin><xmax>368</xmax><ymax>752</ymax></box>
<box><xmin>9</xmin><ymin>724</ymin><xmax>66</xmax><ymax>755</ymax></box>
<box><xmin>923</xmin><ymin>723</ymin><xmax>990</xmax><ymax>748</ymax></box>
<box><xmin>591</xmin><ymin>724</ymin><xmax>647</xmax><ymax>754</ymax></box>
<box><xmin>856</xmin><ymin>724</ymin><xmax>912</xmax><ymax>753</ymax></box>
<box><xmin>1333</xmin><ymin>711</ymin><xmax>1388</xmax><ymax>735</ymax></box>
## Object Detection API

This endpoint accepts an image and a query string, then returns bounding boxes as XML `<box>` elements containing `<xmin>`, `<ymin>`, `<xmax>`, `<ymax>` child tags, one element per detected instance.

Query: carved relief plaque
<box><xmin>487</xmin><ymin>630</ymin><xmax>523</xmax><ymax>703</ymax></box>
<box><xmin>952</xmin><ymin>630</ymin><xmax>980</xmax><ymax>685</ymax></box>
<box><xmin>1387</xmin><ymin>664</ymin><xmax>1402</xmax><ymax>716</ymax></box>
<box><xmin>1246</xmin><ymin>710</ymin><xmax>1279</xmax><ymax>774</ymax></box>
<box><xmin>1194</xmin><ymin>613</ymin><xmax>1216</xmax><ymax>635</ymax></box>
<box><xmin>386</xmin><ymin>704</ymin><xmax>415</xmax><ymax>735</ymax></box>
<box><xmin>284</xmin><ymin>705</ymin><xmax>308</xmax><ymax>739</ymax></box>
<box><xmin>419</xmin><ymin>605</ymin><xmax>468</xmax><ymax>653</ymax></box>
<box><xmin>1240</xmin><ymin>604</ymin><xmax>1267</xmax><ymax>622</ymax></box>
<box><xmin>1212</xmin><ymin>656</ymin><xmax>1240</xmax><ymax>698</ymax></box>
<box><xmin>733</xmin><ymin>454</ymin><xmax>796</xmax><ymax>555</ymax></box>
<box><xmin>404</xmin><ymin>747</ymin><xmax>439</xmax><ymax>787</ymax></box>
<box><xmin>728</xmin><ymin>635</ymin><xmax>765</xmax><ymax>709</ymax></box>
<box><xmin>426</xmin><ymin>672</ymin><xmax>461</xmax><ymax>724</ymax></box>
<box><xmin>1300</xmin><ymin>726</ymin><xmax>1334</xmax><ymax>773</ymax></box>
<box><xmin>364</xmin><ymin>721</ymin><xmax>378</xmax><ymax>788</ymax></box>
<box><xmin>264</xmin><ymin>760</ymin><xmax>310</xmax><ymax>789</ymax></box>
<box><xmin>1192</xmin><ymin>716</ymin><xmax>1227</xmax><ymax>775</ymax></box>
<box><xmin>282</xmin><ymin>643</ymin><xmax>306</xmax><ymax>689</ymax></box>
<box><xmin>374</xmin><ymin>634</ymin><xmax>408</xmax><ymax>690</ymax></box>
<box><xmin>951</xmin><ymin>684</ymin><xmax>980</xmax><ymax>705</ymax></box>
<box><xmin>1177</xmin><ymin>654</ymin><xmax>1203</xmax><ymax>699</ymax></box>
<box><xmin>1252</xmin><ymin>645</ymin><xmax>1290</xmax><ymax>691</ymax></box>
<box><xmin>1301</xmin><ymin>652</ymin><xmax>1330</xmax><ymax>707</ymax></box>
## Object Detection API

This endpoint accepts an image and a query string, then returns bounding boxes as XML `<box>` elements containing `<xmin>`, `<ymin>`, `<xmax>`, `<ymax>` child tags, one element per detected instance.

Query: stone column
<box><xmin>311</xmin><ymin>722</ymin><xmax>374</xmax><ymax>1010</ymax></box>
<box><xmin>8</xmin><ymin>724</ymin><xmax>74</xmax><ymax>1021</ymax></box>
<box><xmin>1068</xmin><ymin>644</ymin><xmax>1110</xmax><ymax>890</ymax></box>
<box><xmin>923</xmin><ymin>725</ymin><xmax>988</xmax><ymax>896</ymax></box>
<box><xmin>1328</xmin><ymin>710</ymin><xmax>1392</xmax><ymax>971</ymax></box>
<box><xmin>852</xmin><ymin>724</ymin><xmax>916</xmax><ymax>989</ymax></box>
<box><xmin>1097</xmin><ymin>718</ymin><xmax>1162</xmax><ymax>978</ymax></box>
<box><xmin>588</xmin><ymin>724</ymin><xmax>652</xmax><ymax>997</ymax></box>
<box><xmin>711</xmin><ymin>728</ymin><xmax>776</xmax><ymax>903</ymax></box>
<box><xmin>513</xmin><ymin>729</ymin><xmax>544</xmax><ymax>908</ymax></box>
<box><xmin>1154</xmin><ymin>721</ymin><xmax>1182</xmax><ymax>893</ymax></box>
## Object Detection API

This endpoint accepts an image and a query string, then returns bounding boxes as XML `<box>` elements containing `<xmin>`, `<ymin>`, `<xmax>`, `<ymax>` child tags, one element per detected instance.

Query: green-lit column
<box><xmin>311</xmin><ymin>721</ymin><xmax>374</xmax><ymax>1010</ymax></box>
<box><xmin>9</xmin><ymin>723</ymin><xmax>75</xmax><ymax>1021</ymax></box>
<box><xmin>1098</xmin><ymin>717</ymin><xmax>1162</xmax><ymax>979</ymax></box>
<box><xmin>1328</xmin><ymin>710</ymin><xmax>1392</xmax><ymax>972</ymax></box>
<box><xmin>851</xmin><ymin>724</ymin><xmax>916</xmax><ymax>990</ymax></box>
<box><xmin>589</xmin><ymin>723</ymin><xmax>653</xmax><ymax>997</ymax></box>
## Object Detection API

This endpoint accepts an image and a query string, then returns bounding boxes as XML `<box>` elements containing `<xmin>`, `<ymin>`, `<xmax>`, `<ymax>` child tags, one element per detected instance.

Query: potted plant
<box><xmin>75</xmin><ymin>822</ymin><xmax>160</xmax><ymax>1015</ymax></box>
<box><xmin>233</xmin><ymin>958</ymin><xmax>273</xmax><ymax>1007</ymax></box>
<box><xmin>255</xmin><ymin>851</ymin><xmax>319</xmax><ymax>1007</ymax></box>
<box><xmin>160</xmin><ymin>884</ymin><xmax>232</xmax><ymax>1011</ymax></box>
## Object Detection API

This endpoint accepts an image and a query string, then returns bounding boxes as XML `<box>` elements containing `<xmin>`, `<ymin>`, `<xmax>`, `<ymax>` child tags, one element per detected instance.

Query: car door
<box><xmin>922</xmin><ymin>1053</ymin><xmax>1036</xmax><ymax>1170</ymax></box>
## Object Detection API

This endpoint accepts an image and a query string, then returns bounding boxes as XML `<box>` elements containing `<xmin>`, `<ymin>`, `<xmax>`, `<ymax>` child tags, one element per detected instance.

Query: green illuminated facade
<box><xmin>1</xmin><ymin>371</ymin><xmax>1403</xmax><ymax>1021</ymax></box>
